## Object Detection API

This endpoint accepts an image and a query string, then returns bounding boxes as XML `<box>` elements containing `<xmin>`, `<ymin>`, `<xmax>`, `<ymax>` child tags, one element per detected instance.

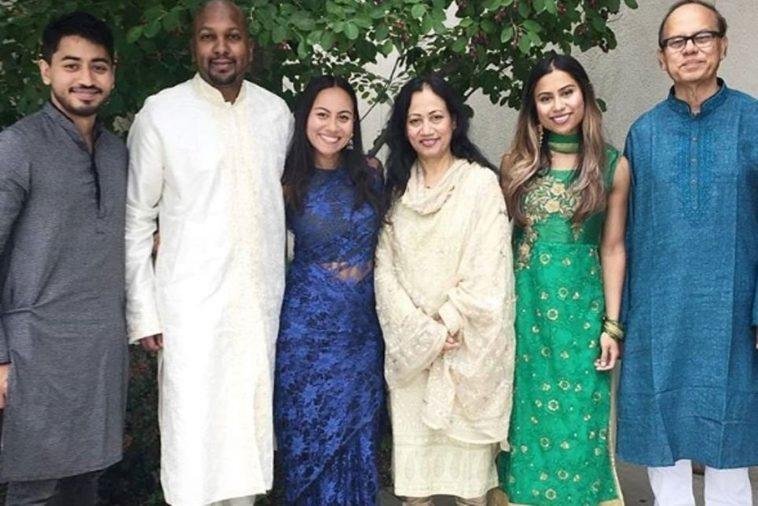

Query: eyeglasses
<box><xmin>660</xmin><ymin>30</ymin><xmax>723</xmax><ymax>51</ymax></box>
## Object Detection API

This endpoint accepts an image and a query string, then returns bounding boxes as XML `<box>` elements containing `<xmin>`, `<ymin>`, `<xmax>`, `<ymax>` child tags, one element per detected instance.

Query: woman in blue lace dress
<box><xmin>274</xmin><ymin>75</ymin><xmax>385</xmax><ymax>505</ymax></box>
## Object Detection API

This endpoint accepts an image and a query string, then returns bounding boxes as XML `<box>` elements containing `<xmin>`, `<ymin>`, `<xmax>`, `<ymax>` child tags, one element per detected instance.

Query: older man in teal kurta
<box><xmin>619</xmin><ymin>1</ymin><xmax>757</xmax><ymax>505</ymax></box>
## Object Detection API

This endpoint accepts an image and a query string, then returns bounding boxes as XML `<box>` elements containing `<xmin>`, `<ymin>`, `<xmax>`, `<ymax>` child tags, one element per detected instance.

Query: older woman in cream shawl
<box><xmin>375</xmin><ymin>75</ymin><xmax>515</xmax><ymax>506</ymax></box>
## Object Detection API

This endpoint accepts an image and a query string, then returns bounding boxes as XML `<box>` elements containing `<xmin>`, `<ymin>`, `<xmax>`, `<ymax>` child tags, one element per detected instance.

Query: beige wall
<box><xmin>360</xmin><ymin>0</ymin><xmax>757</xmax><ymax>163</ymax></box>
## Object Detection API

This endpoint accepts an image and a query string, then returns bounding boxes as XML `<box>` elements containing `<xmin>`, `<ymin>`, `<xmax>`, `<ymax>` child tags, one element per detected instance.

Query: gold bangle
<box><xmin>602</xmin><ymin>317</ymin><xmax>625</xmax><ymax>341</ymax></box>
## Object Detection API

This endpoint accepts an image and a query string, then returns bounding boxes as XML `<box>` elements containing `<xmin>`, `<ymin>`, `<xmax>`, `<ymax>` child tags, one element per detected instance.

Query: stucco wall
<box><xmin>360</xmin><ymin>0</ymin><xmax>757</xmax><ymax>163</ymax></box>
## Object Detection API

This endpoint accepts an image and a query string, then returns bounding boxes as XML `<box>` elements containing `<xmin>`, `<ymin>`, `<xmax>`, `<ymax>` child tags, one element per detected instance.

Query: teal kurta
<box><xmin>619</xmin><ymin>81</ymin><xmax>758</xmax><ymax>468</ymax></box>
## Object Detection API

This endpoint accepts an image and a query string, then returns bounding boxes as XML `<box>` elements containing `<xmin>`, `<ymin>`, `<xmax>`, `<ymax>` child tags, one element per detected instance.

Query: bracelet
<box><xmin>602</xmin><ymin>316</ymin><xmax>625</xmax><ymax>342</ymax></box>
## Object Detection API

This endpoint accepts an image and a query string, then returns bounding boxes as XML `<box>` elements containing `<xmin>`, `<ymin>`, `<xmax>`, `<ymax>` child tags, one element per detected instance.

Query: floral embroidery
<box><xmin>515</xmin><ymin>174</ymin><xmax>582</xmax><ymax>269</ymax></box>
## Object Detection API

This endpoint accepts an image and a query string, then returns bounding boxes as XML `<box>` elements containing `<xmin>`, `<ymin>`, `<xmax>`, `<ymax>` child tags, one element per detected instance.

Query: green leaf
<box><xmin>374</xmin><ymin>23</ymin><xmax>389</xmax><ymax>41</ymax></box>
<box><xmin>533</xmin><ymin>0</ymin><xmax>546</xmax><ymax>13</ymax></box>
<box><xmin>624</xmin><ymin>0</ymin><xmax>639</xmax><ymax>8</ymax></box>
<box><xmin>291</xmin><ymin>13</ymin><xmax>316</xmax><ymax>31</ymax></box>
<box><xmin>518</xmin><ymin>34</ymin><xmax>531</xmax><ymax>54</ymax></box>
<box><xmin>500</xmin><ymin>25</ymin><xmax>514</xmax><ymax>43</ymax></box>
<box><xmin>126</xmin><ymin>26</ymin><xmax>143</xmax><ymax>44</ymax></box>
<box><xmin>597</xmin><ymin>98</ymin><xmax>607</xmax><ymax>112</ymax></box>
<box><xmin>320</xmin><ymin>30</ymin><xmax>336</xmax><ymax>49</ymax></box>
<box><xmin>481</xmin><ymin>19</ymin><xmax>496</xmax><ymax>34</ymax></box>
<box><xmin>143</xmin><ymin>6</ymin><xmax>164</xmax><ymax>21</ymax></box>
<box><xmin>162</xmin><ymin>9</ymin><xmax>182</xmax><ymax>32</ymax></box>
<box><xmin>353</xmin><ymin>16</ymin><xmax>373</xmax><ymax>29</ymax></box>
<box><xmin>272</xmin><ymin>24</ymin><xmax>288</xmax><ymax>43</ymax></box>
<box><xmin>590</xmin><ymin>15</ymin><xmax>606</xmax><ymax>32</ymax></box>
<box><xmin>307</xmin><ymin>30</ymin><xmax>323</xmax><ymax>45</ymax></box>
<box><xmin>380</xmin><ymin>40</ymin><xmax>394</xmax><ymax>56</ymax></box>
<box><xmin>344</xmin><ymin>22</ymin><xmax>360</xmax><ymax>40</ymax></box>
<box><xmin>369</xmin><ymin>7</ymin><xmax>387</xmax><ymax>19</ymax></box>
<box><xmin>522</xmin><ymin>20</ymin><xmax>542</xmax><ymax>33</ymax></box>
<box><xmin>297</xmin><ymin>40</ymin><xmax>308</xmax><ymax>59</ymax></box>
<box><xmin>144</xmin><ymin>19</ymin><xmax>162</xmax><ymax>39</ymax></box>
<box><xmin>483</xmin><ymin>0</ymin><xmax>503</xmax><ymax>9</ymax></box>
<box><xmin>451</xmin><ymin>37</ymin><xmax>467</xmax><ymax>54</ymax></box>
<box><xmin>410</xmin><ymin>4</ymin><xmax>427</xmax><ymax>19</ymax></box>
<box><xmin>421</xmin><ymin>16</ymin><xmax>434</xmax><ymax>34</ymax></box>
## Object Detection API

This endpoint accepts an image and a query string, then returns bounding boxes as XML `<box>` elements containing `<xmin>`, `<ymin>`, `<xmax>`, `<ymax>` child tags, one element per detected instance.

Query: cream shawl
<box><xmin>375</xmin><ymin>159</ymin><xmax>516</xmax><ymax>445</ymax></box>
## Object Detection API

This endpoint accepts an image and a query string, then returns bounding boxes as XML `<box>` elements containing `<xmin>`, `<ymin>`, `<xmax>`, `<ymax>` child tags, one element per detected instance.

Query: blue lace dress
<box><xmin>274</xmin><ymin>166</ymin><xmax>385</xmax><ymax>505</ymax></box>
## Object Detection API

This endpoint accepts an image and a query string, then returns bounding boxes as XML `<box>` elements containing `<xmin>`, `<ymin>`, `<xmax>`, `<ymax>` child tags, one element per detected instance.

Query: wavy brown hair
<box><xmin>501</xmin><ymin>54</ymin><xmax>607</xmax><ymax>226</ymax></box>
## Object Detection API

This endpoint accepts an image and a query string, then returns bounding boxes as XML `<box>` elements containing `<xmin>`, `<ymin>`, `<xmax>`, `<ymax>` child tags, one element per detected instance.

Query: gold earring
<box><xmin>537</xmin><ymin>124</ymin><xmax>544</xmax><ymax>149</ymax></box>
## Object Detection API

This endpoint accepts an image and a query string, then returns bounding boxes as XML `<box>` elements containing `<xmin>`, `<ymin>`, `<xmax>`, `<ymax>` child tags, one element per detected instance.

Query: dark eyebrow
<box><xmin>558</xmin><ymin>84</ymin><xmax>576</xmax><ymax>92</ymax></box>
<box><xmin>60</xmin><ymin>55</ymin><xmax>111</xmax><ymax>65</ymax></box>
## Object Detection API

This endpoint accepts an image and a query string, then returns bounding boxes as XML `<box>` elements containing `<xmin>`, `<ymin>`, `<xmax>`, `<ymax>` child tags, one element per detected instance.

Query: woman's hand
<box><xmin>594</xmin><ymin>332</ymin><xmax>620</xmax><ymax>371</ymax></box>
<box><xmin>441</xmin><ymin>333</ymin><xmax>461</xmax><ymax>353</ymax></box>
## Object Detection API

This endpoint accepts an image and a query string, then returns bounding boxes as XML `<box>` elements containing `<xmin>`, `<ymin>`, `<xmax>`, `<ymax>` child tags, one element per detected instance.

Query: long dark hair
<box><xmin>501</xmin><ymin>53</ymin><xmax>607</xmax><ymax>226</ymax></box>
<box><xmin>282</xmin><ymin>75</ymin><xmax>381</xmax><ymax>214</ymax></box>
<box><xmin>384</xmin><ymin>74</ymin><xmax>495</xmax><ymax>210</ymax></box>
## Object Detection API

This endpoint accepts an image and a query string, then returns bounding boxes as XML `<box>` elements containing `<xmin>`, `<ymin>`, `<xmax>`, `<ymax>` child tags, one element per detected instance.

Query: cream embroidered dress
<box><xmin>375</xmin><ymin>159</ymin><xmax>516</xmax><ymax>499</ymax></box>
<box><xmin>125</xmin><ymin>74</ymin><xmax>292</xmax><ymax>505</ymax></box>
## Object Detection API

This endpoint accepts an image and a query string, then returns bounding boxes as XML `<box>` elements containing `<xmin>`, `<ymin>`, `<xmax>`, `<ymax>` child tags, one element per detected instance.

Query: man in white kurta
<box><xmin>125</xmin><ymin>2</ymin><xmax>292</xmax><ymax>504</ymax></box>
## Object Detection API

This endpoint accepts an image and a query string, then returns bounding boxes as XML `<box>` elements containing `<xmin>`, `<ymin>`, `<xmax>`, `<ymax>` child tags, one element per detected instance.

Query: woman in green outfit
<box><xmin>498</xmin><ymin>54</ymin><xmax>630</xmax><ymax>505</ymax></box>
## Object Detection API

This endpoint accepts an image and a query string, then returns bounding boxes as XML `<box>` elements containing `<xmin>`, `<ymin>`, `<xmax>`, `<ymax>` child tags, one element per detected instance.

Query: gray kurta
<box><xmin>0</xmin><ymin>103</ymin><xmax>128</xmax><ymax>481</ymax></box>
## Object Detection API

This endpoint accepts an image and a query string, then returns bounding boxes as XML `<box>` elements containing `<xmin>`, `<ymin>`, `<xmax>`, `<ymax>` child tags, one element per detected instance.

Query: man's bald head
<box><xmin>193</xmin><ymin>0</ymin><xmax>249</xmax><ymax>36</ymax></box>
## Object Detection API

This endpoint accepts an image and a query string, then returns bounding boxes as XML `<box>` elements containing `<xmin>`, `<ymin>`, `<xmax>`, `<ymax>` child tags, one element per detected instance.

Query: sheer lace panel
<box><xmin>320</xmin><ymin>260</ymin><xmax>373</xmax><ymax>282</ymax></box>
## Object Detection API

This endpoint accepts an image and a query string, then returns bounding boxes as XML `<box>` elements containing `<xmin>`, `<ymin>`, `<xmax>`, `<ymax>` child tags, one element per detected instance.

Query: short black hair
<box><xmin>41</xmin><ymin>11</ymin><xmax>114</xmax><ymax>63</ymax></box>
<box><xmin>658</xmin><ymin>0</ymin><xmax>727</xmax><ymax>48</ymax></box>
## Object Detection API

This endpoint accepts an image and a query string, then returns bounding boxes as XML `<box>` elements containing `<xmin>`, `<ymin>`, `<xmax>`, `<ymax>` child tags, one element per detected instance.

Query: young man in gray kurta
<box><xmin>0</xmin><ymin>12</ymin><xmax>127</xmax><ymax>505</ymax></box>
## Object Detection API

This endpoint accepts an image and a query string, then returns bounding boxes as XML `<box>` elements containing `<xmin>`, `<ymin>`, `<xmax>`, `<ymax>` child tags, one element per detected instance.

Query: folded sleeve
<box><xmin>374</xmin><ymin>221</ymin><xmax>448</xmax><ymax>388</ymax></box>
<box><xmin>0</xmin><ymin>130</ymin><xmax>31</xmax><ymax>362</ymax></box>
<box><xmin>125</xmin><ymin>105</ymin><xmax>164</xmax><ymax>343</ymax></box>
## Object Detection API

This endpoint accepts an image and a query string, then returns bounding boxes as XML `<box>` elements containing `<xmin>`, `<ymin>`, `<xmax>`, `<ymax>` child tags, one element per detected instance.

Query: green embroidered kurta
<box><xmin>498</xmin><ymin>147</ymin><xmax>622</xmax><ymax>506</ymax></box>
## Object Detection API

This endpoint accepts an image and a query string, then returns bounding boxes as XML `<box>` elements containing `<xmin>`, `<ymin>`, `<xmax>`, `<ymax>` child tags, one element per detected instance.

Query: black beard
<box><xmin>52</xmin><ymin>90</ymin><xmax>102</xmax><ymax>118</ymax></box>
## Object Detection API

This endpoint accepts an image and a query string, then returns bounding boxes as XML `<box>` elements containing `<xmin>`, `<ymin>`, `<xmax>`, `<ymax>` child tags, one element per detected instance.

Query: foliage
<box><xmin>1</xmin><ymin>0</ymin><xmax>637</xmax><ymax>141</ymax></box>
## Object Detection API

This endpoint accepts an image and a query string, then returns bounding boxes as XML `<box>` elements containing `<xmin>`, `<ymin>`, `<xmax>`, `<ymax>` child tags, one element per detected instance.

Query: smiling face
<box><xmin>658</xmin><ymin>3</ymin><xmax>727</xmax><ymax>88</ymax></box>
<box><xmin>306</xmin><ymin>86</ymin><xmax>355</xmax><ymax>169</ymax></box>
<box><xmin>192</xmin><ymin>0</ymin><xmax>252</xmax><ymax>99</ymax></box>
<box><xmin>405</xmin><ymin>85</ymin><xmax>455</xmax><ymax>163</ymax></box>
<box><xmin>39</xmin><ymin>35</ymin><xmax>114</xmax><ymax>119</ymax></box>
<box><xmin>533</xmin><ymin>69</ymin><xmax>585</xmax><ymax>136</ymax></box>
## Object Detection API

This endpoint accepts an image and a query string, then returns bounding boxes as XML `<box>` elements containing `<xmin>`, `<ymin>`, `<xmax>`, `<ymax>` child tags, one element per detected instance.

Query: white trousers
<box><xmin>648</xmin><ymin>460</ymin><xmax>752</xmax><ymax>506</ymax></box>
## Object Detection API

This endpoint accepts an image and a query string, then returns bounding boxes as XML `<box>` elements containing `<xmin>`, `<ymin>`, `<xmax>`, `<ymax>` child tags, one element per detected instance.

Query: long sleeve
<box><xmin>753</xmin><ymin>273</ymin><xmax>757</xmax><ymax>326</ymax></box>
<box><xmin>374</xmin><ymin>222</ymin><xmax>448</xmax><ymax>388</ymax></box>
<box><xmin>125</xmin><ymin>106</ymin><xmax>164</xmax><ymax>343</ymax></box>
<box><xmin>422</xmin><ymin>176</ymin><xmax>515</xmax><ymax>441</ymax></box>
<box><xmin>621</xmin><ymin>130</ymin><xmax>635</xmax><ymax>326</ymax></box>
<box><xmin>0</xmin><ymin>130</ymin><xmax>30</xmax><ymax>362</ymax></box>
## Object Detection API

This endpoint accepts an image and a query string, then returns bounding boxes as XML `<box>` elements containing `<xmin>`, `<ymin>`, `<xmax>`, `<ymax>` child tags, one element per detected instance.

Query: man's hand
<box><xmin>140</xmin><ymin>334</ymin><xmax>164</xmax><ymax>353</ymax></box>
<box><xmin>0</xmin><ymin>363</ymin><xmax>9</xmax><ymax>409</ymax></box>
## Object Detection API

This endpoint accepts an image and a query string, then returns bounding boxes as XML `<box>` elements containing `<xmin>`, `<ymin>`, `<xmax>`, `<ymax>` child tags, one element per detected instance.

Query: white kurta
<box><xmin>125</xmin><ymin>74</ymin><xmax>292</xmax><ymax>506</ymax></box>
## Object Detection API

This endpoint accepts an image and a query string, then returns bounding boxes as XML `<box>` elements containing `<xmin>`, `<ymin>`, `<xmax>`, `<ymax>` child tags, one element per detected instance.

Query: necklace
<box><xmin>547</xmin><ymin>131</ymin><xmax>581</xmax><ymax>154</ymax></box>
